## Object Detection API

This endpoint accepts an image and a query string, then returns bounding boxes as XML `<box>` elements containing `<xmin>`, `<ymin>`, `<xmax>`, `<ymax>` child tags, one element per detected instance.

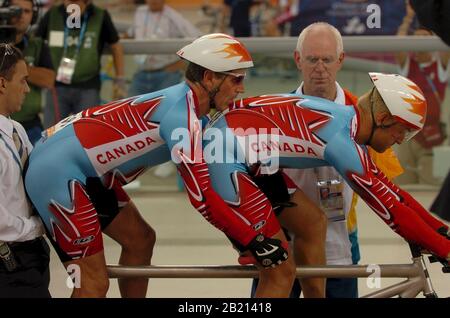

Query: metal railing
<box><xmin>106</xmin><ymin>245</ymin><xmax>447</xmax><ymax>298</ymax></box>
<box><xmin>107</xmin><ymin>264</ymin><xmax>419</xmax><ymax>279</ymax></box>
<box><xmin>117</xmin><ymin>36</ymin><xmax>450</xmax><ymax>55</ymax></box>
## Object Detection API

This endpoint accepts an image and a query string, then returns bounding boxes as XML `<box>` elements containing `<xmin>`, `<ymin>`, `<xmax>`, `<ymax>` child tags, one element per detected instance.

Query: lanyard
<box><xmin>23</xmin><ymin>36</ymin><xmax>28</xmax><ymax>49</ymax></box>
<box><xmin>63</xmin><ymin>11</ymin><xmax>89</xmax><ymax>59</ymax></box>
<box><xmin>144</xmin><ymin>11</ymin><xmax>162</xmax><ymax>38</ymax></box>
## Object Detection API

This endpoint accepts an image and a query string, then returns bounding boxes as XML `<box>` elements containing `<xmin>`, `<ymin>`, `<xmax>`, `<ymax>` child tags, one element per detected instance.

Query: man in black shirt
<box><xmin>222</xmin><ymin>0</ymin><xmax>261</xmax><ymax>37</ymax></box>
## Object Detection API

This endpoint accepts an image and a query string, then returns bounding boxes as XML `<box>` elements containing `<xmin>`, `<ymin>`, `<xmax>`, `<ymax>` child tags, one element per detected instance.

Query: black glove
<box><xmin>437</xmin><ymin>226</ymin><xmax>450</xmax><ymax>240</ymax></box>
<box><xmin>245</xmin><ymin>234</ymin><xmax>288</xmax><ymax>268</ymax></box>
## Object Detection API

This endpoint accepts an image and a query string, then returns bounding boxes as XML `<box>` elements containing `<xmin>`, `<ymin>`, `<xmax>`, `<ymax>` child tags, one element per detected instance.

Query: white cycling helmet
<box><xmin>369</xmin><ymin>72</ymin><xmax>427</xmax><ymax>140</ymax></box>
<box><xmin>177</xmin><ymin>33</ymin><xmax>254</xmax><ymax>72</ymax></box>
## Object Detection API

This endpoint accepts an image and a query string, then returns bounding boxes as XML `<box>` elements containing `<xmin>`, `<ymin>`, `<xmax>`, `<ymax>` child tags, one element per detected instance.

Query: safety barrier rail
<box><xmin>118</xmin><ymin>36</ymin><xmax>449</xmax><ymax>55</ymax></box>
<box><xmin>106</xmin><ymin>246</ymin><xmax>447</xmax><ymax>298</ymax></box>
<box><xmin>106</xmin><ymin>264</ymin><xmax>420</xmax><ymax>279</ymax></box>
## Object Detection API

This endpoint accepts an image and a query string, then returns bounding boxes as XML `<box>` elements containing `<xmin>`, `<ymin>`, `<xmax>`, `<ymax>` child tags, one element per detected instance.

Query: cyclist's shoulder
<box><xmin>163</xmin><ymin>81</ymin><xmax>190</xmax><ymax>99</ymax></box>
<box><xmin>136</xmin><ymin>82</ymin><xmax>190</xmax><ymax>108</ymax></box>
<box><xmin>301</xmin><ymin>94</ymin><xmax>354</xmax><ymax>114</ymax></box>
<box><xmin>147</xmin><ymin>83</ymin><xmax>199</xmax><ymax>127</ymax></box>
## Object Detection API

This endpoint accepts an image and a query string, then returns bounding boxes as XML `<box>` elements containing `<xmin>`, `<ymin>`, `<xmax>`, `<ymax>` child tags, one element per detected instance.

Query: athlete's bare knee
<box><xmin>73</xmin><ymin>276</ymin><xmax>109</xmax><ymax>298</ymax></box>
<box><xmin>260</xmin><ymin>258</ymin><xmax>296</xmax><ymax>287</ymax></box>
<box><xmin>300</xmin><ymin>278</ymin><xmax>325</xmax><ymax>298</ymax></box>
<box><xmin>281</xmin><ymin>258</ymin><xmax>297</xmax><ymax>283</ymax></box>
<box><xmin>303</xmin><ymin>209</ymin><xmax>327</xmax><ymax>240</ymax></box>
<box><xmin>318</xmin><ymin>211</ymin><xmax>327</xmax><ymax>229</ymax></box>
<box><xmin>138</xmin><ymin>224</ymin><xmax>156</xmax><ymax>252</ymax></box>
<box><xmin>136</xmin><ymin>224</ymin><xmax>156</xmax><ymax>250</ymax></box>
<box><xmin>122</xmin><ymin>223</ymin><xmax>156</xmax><ymax>256</ymax></box>
<box><xmin>314</xmin><ymin>211</ymin><xmax>328</xmax><ymax>237</ymax></box>
<box><xmin>67</xmin><ymin>255</ymin><xmax>110</xmax><ymax>298</ymax></box>
<box><xmin>305</xmin><ymin>204</ymin><xmax>327</xmax><ymax>228</ymax></box>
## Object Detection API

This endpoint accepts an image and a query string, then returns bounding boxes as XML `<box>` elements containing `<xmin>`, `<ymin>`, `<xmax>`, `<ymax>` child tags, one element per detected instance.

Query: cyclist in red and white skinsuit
<box><xmin>25</xmin><ymin>34</ymin><xmax>290</xmax><ymax>298</ymax></box>
<box><xmin>204</xmin><ymin>73</ymin><xmax>450</xmax><ymax>275</ymax></box>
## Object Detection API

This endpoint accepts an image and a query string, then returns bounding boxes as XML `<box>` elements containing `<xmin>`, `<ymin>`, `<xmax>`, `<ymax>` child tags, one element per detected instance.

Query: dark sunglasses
<box><xmin>219</xmin><ymin>71</ymin><xmax>246</xmax><ymax>85</ymax></box>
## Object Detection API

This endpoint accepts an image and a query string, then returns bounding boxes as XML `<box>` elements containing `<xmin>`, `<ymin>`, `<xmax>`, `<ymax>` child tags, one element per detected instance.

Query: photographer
<box><xmin>3</xmin><ymin>0</ymin><xmax>55</xmax><ymax>145</ymax></box>
<box><xmin>0</xmin><ymin>43</ymin><xmax>50</xmax><ymax>298</ymax></box>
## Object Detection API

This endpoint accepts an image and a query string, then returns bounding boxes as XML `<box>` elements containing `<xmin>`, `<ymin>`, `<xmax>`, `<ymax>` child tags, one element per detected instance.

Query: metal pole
<box><xmin>107</xmin><ymin>264</ymin><xmax>420</xmax><ymax>279</ymax></box>
<box><xmin>117</xmin><ymin>36</ymin><xmax>449</xmax><ymax>55</ymax></box>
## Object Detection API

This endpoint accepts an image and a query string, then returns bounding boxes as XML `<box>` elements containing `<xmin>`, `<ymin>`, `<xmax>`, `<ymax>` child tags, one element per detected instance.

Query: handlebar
<box><xmin>408</xmin><ymin>240</ymin><xmax>450</xmax><ymax>274</ymax></box>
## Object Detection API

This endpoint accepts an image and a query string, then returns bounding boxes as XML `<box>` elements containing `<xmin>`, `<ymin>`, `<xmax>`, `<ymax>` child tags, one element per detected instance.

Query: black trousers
<box><xmin>0</xmin><ymin>237</ymin><xmax>51</xmax><ymax>298</ymax></box>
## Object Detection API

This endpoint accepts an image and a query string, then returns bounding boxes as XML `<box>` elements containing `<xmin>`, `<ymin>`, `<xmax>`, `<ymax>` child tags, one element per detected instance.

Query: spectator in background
<box><xmin>127</xmin><ymin>0</ymin><xmax>201</xmax><ymax>179</ymax></box>
<box><xmin>409</xmin><ymin>0</ymin><xmax>450</xmax><ymax>46</ymax></box>
<box><xmin>395</xmin><ymin>1</ymin><xmax>450</xmax><ymax>185</ymax></box>
<box><xmin>36</xmin><ymin>0</ymin><xmax>56</xmax><ymax>17</ymax></box>
<box><xmin>408</xmin><ymin>0</ymin><xmax>450</xmax><ymax>222</ymax></box>
<box><xmin>127</xmin><ymin>0</ymin><xmax>201</xmax><ymax>96</ymax></box>
<box><xmin>221</xmin><ymin>0</ymin><xmax>262</xmax><ymax>37</ymax></box>
<box><xmin>35</xmin><ymin>0</ymin><xmax>125</xmax><ymax>128</ymax></box>
<box><xmin>10</xmin><ymin>0</ymin><xmax>55</xmax><ymax>145</ymax></box>
<box><xmin>267</xmin><ymin>0</ymin><xmax>299</xmax><ymax>36</ymax></box>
